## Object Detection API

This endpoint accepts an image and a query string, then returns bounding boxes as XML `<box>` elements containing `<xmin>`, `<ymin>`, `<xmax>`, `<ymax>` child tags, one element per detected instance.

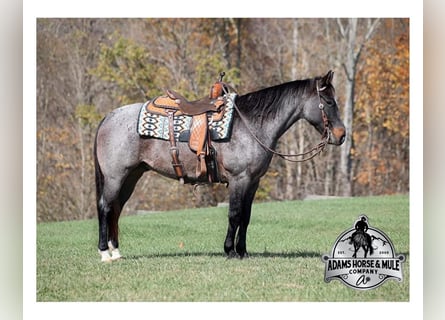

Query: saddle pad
<box><xmin>138</xmin><ymin>93</ymin><xmax>237</xmax><ymax>141</ymax></box>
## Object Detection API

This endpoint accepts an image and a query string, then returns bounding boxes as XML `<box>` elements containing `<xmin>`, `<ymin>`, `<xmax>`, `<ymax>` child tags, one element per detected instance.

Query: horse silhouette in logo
<box><xmin>350</xmin><ymin>216</ymin><xmax>374</xmax><ymax>258</ymax></box>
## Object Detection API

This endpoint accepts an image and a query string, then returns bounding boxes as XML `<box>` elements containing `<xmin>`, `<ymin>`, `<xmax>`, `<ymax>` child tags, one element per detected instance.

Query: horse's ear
<box><xmin>321</xmin><ymin>70</ymin><xmax>334</xmax><ymax>86</ymax></box>
<box><xmin>328</xmin><ymin>70</ymin><xmax>334</xmax><ymax>83</ymax></box>
<box><xmin>318</xmin><ymin>71</ymin><xmax>334</xmax><ymax>91</ymax></box>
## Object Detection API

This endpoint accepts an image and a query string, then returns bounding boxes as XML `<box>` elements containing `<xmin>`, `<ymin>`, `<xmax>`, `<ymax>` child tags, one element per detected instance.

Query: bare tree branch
<box><xmin>336</xmin><ymin>18</ymin><xmax>346</xmax><ymax>38</ymax></box>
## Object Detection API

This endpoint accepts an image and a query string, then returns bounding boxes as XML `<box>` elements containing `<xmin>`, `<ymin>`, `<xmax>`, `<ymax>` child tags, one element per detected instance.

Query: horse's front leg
<box><xmin>224</xmin><ymin>178</ymin><xmax>259</xmax><ymax>259</ymax></box>
<box><xmin>235</xmin><ymin>180</ymin><xmax>259</xmax><ymax>258</ymax></box>
<box><xmin>224</xmin><ymin>192</ymin><xmax>242</xmax><ymax>258</ymax></box>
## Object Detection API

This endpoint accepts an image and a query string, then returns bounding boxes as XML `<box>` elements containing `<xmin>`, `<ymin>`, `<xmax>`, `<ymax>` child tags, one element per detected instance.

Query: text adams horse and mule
<box><xmin>94</xmin><ymin>71</ymin><xmax>346</xmax><ymax>262</ymax></box>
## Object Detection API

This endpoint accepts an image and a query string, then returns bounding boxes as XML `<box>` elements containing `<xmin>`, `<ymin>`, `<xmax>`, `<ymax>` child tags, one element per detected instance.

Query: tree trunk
<box><xmin>284</xmin><ymin>19</ymin><xmax>299</xmax><ymax>199</ymax></box>
<box><xmin>337</xmin><ymin>18</ymin><xmax>380</xmax><ymax>196</ymax></box>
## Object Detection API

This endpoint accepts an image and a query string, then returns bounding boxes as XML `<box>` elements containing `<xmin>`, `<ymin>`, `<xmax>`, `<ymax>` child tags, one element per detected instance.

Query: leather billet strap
<box><xmin>167</xmin><ymin>110</ymin><xmax>185</xmax><ymax>184</ymax></box>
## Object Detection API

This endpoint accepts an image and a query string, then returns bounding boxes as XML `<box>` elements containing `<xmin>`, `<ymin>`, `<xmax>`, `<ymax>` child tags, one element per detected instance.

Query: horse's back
<box><xmin>97</xmin><ymin>103</ymin><xmax>143</xmax><ymax>138</ymax></box>
<box><xmin>100</xmin><ymin>103</ymin><xmax>143</xmax><ymax>128</ymax></box>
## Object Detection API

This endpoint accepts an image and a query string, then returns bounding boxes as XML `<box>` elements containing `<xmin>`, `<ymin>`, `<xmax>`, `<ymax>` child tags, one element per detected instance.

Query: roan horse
<box><xmin>94</xmin><ymin>70</ymin><xmax>346</xmax><ymax>262</ymax></box>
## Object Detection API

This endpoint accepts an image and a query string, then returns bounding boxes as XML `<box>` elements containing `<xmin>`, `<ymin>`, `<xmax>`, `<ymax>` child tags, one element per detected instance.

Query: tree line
<box><xmin>36</xmin><ymin>18</ymin><xmax>409</xmax><ymax>221</ymax></box>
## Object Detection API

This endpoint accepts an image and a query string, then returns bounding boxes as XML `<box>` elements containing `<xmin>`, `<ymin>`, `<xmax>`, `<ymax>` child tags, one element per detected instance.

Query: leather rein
<box><xmin>225</xmin><ymin>80</ymin><xmax>331</xmax><ymax>163</ymax></box>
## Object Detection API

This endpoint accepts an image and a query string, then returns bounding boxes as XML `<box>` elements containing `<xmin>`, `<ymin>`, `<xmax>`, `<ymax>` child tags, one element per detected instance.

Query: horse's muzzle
<box><xmin>329</xmin><ymin>126</ymin><xmax>346</xmax><ymax>146</ymax></box>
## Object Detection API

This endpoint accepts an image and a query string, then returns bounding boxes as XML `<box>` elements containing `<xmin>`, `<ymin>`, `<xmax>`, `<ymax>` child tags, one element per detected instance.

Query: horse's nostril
<box><xmin>331</xmin><ymin>127</ymin><xmax>346</xmax><ymax>145</ymax></box>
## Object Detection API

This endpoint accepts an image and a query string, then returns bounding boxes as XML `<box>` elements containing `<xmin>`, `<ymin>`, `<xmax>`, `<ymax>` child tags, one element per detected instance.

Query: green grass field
<box><xmin>37</xmin><ymin>195</ymin><xmax>409</xmax><ymax>301</ymax></box>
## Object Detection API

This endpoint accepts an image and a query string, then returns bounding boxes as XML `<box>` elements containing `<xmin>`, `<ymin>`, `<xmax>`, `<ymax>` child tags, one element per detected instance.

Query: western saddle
<box><xmin>146</xmin><ymin>72</ymin><xmax>231</xmax><ymax>184</ymax></box>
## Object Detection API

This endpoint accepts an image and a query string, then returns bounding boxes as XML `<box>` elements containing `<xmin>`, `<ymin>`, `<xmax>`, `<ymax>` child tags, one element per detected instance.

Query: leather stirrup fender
<box><xmin>166</xmin><ymin>110</ymin><xmax>185</xmax><ymax>183</ymax></box>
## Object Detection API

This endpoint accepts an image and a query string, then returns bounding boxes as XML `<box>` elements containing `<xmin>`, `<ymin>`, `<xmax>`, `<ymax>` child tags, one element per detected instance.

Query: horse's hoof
<box><xmin>226</xmin><ymin>250</ymin><xmax>239</xmax><ymax>259</ymax></box>
<box><xmin>226</xmin><ymin>250</ymin><xmax>249</xmax><ymax>259</ymax></box>
<box><xmin>110</xmin><ymin>248</ymin><xmax>122</xmax><ymax>261</ymax></box>
<box><xmin>99</xmin><ymin>249</ymin><xmax>112</xmax><ymax>263</ymax></box>
<box><xmin>239</xmin><ymin>252</ymin><xmax>249</xmax><ymax>259</ymax></box>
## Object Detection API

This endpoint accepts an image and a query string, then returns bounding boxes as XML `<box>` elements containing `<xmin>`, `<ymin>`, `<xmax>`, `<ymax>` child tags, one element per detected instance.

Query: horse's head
<box><xmin>304</xmin><ymin>70</ymin><xmax>346</xmax><ymax>146</ymax></box>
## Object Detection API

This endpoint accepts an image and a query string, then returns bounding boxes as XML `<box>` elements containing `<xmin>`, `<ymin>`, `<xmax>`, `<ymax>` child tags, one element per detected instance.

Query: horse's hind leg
<box><xmin>97</xmin><ymin>176</ymin><xmax>123</xmax><ymax>262</ymax></box>
<box><xmin>106</xmin><ymin>200</ymin><xmax>123</xmax><ymax>261</ymax></box>
<box><xmin>109</xmin><ymin>165</ymin><xmax>147</xmax><ymax>257</ymax></box>
<box><xmin>98</xmin><ymin>165</ymin><xmax>147</xmax><ymax>262</ymax></box>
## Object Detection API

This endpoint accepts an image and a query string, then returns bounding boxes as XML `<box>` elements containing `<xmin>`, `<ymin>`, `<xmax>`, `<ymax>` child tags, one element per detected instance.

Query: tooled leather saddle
<box><xmin>139</xmin><ymin>72</ymin><xmax>234</xmax><ymax>184</ymax></box>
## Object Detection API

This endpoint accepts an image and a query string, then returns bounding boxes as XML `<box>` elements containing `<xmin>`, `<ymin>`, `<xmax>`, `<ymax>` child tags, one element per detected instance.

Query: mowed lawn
<box><xmin>37</xmin><ymin>195</ymin><xmax>409</xmax><ymax>301</ymax></box>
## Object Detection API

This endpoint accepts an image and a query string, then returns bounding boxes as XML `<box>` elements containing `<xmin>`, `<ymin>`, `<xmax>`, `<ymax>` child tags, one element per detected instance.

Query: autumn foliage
<box><xmin>354</xmin><ymin>27</ymin><xmax>409</xmax><ymax>194</ymax></box>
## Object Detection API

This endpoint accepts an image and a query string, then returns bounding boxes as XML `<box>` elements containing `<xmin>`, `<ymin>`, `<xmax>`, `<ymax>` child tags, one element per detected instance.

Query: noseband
<box><xmin>230</xmin><ymin>80</ymin><xmax>331</xmax><ymax>163</ymax></box>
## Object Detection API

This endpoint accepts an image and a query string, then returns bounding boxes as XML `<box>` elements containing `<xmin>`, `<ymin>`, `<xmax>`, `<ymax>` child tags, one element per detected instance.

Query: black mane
<box><xmin>235</xmin><ymin>78</ymin><xmax>317</xmax><ymax>122</ymax></box>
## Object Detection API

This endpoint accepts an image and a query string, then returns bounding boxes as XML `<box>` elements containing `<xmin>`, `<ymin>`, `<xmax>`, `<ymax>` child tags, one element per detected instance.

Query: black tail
<box><xmin>94</xmin><ymin>118</ymin><xmax>106</xmax><ymax>214</ymax></box>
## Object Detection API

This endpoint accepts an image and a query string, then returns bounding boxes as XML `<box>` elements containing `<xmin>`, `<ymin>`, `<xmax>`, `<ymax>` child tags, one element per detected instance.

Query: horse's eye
<box><xmin>321</xmin><ymin>94</ymin><xmax>335</xmax><ymax>106</ymax></box>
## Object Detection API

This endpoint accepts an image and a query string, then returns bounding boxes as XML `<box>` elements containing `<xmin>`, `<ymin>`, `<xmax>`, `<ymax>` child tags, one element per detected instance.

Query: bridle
<box><xmin>227</xmin><ymin>80</ymin><xmax>332</xmax><ymax>163</ymax></box>
<box><xmin>316</xmin><ymin>81</ymin><xmax>332</xmax><ymax>142</ymax></box>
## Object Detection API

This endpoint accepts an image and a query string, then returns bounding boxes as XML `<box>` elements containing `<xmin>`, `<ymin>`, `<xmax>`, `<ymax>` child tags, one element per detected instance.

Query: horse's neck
<box><xmin>262</xmin><ymin>97</ymin><xmax>304</xmax><ymax>146</ymax></box>
<box><xmin>235</xmin><ymin>82</ymin><xmax>309</xmax><ymax>148</ymax></box>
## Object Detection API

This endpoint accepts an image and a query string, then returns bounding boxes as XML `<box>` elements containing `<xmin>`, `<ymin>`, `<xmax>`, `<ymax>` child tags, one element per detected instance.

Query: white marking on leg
<box><xmin>98</xmin><ymin>249</ymin><xmax>112</xmax><ymax>262</ymax></box>
<box><xmin>108</xmin><ymin>240</ymin><xmax>122</xmax><ymax>261</ymax></box>
<box><xmin>110</xmin><ymin>248</ymin><xmax>122</xmax><ymax>260</ymax></box>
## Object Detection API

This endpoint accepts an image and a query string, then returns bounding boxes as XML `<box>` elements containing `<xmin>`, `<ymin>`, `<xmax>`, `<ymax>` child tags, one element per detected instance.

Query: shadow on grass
<box><xmin>125</xmin><ymin>250</ymin><xmax>326</xmax><ymax>260</ymax></box>
<box><xmin>123</xmin><ymin>250</ymin><xmax>410</xmax><ymax>261</ymax></box>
